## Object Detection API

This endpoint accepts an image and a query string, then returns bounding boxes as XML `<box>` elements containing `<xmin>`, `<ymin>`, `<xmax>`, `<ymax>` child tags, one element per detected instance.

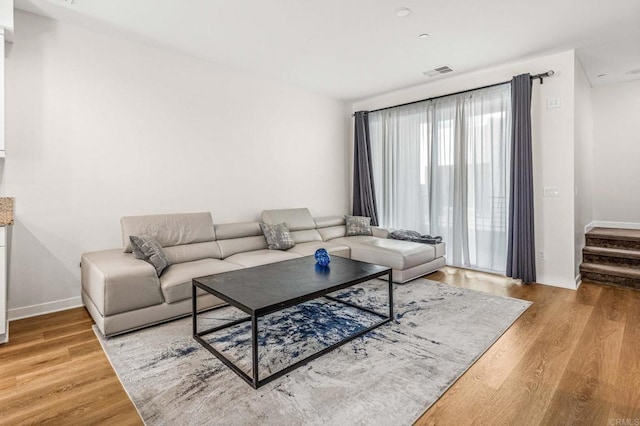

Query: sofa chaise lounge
<box><xmin>81</xmin><ymin>208</ymin><xmax>446</xmax><ymax>336</ymax></box>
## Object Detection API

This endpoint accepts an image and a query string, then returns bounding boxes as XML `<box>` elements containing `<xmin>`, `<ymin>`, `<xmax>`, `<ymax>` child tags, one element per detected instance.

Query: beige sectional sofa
<box><xmin>81</xmin><ymin>208</ymin><xmax>445</xmax><ymax>336</ymax></box>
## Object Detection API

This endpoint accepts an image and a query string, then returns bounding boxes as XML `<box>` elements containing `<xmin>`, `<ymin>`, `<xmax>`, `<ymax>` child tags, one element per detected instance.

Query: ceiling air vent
<box><xmin>423</xmin><ymin>66</ymin><xmax>454</xmax><ymax>78</ymax></box>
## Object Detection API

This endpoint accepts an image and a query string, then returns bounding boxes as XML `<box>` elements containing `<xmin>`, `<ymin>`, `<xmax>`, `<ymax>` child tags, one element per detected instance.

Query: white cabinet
<box><xmin>0</xmin><ymin>226</ymin><xmax>7</xmax><ymax>343</ymax></box>
<box><xmin>0</xmin><ymin>29</ymin><xmax>4</xmax><ymax>156</ymax></box>
<box><xmin>0</xmin><ymin>0</ymin><xmax>12</xmax><ymax>157</ymax></box>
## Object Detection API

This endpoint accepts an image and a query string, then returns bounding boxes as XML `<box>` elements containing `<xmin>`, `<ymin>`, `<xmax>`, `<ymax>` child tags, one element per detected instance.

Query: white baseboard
<box><xmin>0</xmin><ymin>322</ymin><xmax>8</xmax><ymax>343</ymax></box>
<box><xmin>8</xmin><ymin>296</ymin><xmax>84</xmax><ymax>321</ymax></box>
<box><xmin>539</xmin><ymin>280</ymin><xmax>578</xmax><ymax>290</ymax></box>
<box><xmin>585</xmin><ymin>221</ymin><xmax>640</xmax><ymax>233</ymax></box>
<box><xmin>575</xmin><ymin>274</ymin><xmax>582</xmax><ymax>289</ymax></box>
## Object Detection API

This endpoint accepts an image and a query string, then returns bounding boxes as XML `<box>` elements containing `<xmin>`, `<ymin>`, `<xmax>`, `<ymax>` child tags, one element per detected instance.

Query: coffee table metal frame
<box><xmin>192</xmin><ymin>258</ymin><xmax>393</xmax><ymax>389</ymax></box>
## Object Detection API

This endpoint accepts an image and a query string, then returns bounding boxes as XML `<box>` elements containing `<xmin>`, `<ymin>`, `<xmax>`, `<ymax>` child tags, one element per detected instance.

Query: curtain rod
<box><xmin>356</xmin><ymin>70</ymin><xmax>554</xmax><ymax>115</ymax></box>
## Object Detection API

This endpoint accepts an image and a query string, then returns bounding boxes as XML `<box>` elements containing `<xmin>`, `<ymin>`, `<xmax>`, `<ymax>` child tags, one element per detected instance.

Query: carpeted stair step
<box><xmin>582</xmin><ymin>246</ymin><xmax>640</xmax><ymax>268</ymax></box>
<box><xmin>585</xmin><ymin>227</ymin><xmax>640</xmax><ymax>251</ymax></box>
<box><xmin>580</xmin><ymin>262</ymin><xmax>640</xmax><ymax>290</ymax></box>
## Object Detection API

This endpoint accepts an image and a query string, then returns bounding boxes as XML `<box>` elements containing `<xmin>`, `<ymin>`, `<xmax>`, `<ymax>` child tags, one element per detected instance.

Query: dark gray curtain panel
<box><xmin>352</xmin><ymin>111</ymin><xmax>379</xmax><ymax>226</ymax></box>
<box><xmin>506</xmin><ymin>74</ymin><xmax>536</xmax><ymax>283</ymax></box>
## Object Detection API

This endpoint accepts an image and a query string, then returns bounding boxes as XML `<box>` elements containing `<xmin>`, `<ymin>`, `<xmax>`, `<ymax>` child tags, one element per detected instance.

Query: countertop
<box><xmin>0</xmin><ymin>197</ymin><xmax>14</xmax><ymax>226</ymax></box>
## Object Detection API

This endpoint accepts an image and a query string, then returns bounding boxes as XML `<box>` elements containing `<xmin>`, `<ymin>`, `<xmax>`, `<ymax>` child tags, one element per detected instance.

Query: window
<box><xmin>369</xmin><ymin>84</ymin><xmax>512</xmax><ymax>273</ymax></box>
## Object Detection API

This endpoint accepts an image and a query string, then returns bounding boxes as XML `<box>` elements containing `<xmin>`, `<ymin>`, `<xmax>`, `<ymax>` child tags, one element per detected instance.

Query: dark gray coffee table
<box><xmin>192</xmin><ymin>256</ymin><xmax>392</xmax><ymax>389</ymax></box>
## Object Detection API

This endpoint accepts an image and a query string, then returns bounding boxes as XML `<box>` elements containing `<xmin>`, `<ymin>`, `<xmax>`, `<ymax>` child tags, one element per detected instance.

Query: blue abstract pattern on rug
<box><xmin>196</xmin><ymin>285</ymin><xmax>388</xmax><ymax>380</ymax></box>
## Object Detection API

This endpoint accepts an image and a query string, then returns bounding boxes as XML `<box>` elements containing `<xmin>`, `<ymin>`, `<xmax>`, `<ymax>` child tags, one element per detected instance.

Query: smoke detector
<box><xmin>423</xmin><ymin>66</ymin><xmax>454</xmax><ymax>78</ymax></box>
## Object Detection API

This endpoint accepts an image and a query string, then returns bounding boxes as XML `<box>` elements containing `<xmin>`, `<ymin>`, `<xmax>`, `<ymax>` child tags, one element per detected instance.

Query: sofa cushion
<box><xmin>318</xmin><ymin>225</ymin><xmax>347</xmax><ymax>241</ymax></box>
<box><xmin>224</xmin><ymin>249</ymin><xmax>302</xmax><ymax>268</ymax></box>
<box><xmin>260</xmin><ymin>223</ymin><xmax>295</xmax><ymax>250</ymax></box>
<box><xmin>314</xmin><ymin>215</ymin><xmax>345</xmax><ymax>228</ymax></box>
<box><xmin>372</xmin><ymin>226</ymin><xmax>390</xmax><ymax>239</ymax></box>
<box><xmin>122</xmin><ymin>212</ymin><xmax>216</xmax><ymax>253</ymax></box>
<box><xmin>163</xmin><ymin>241</ymin><xmax>222</xmax><ymax>264</ymax></box>
<box><xmin>347</xmin><ymin>238</ymin><xmax>436</xmax><ymax>270</ymax></box>
<box><xmin>261</xmin><ymin>208</ymin><xmax>316</xmax><ymax>231</ymax></box>
<box><xmin>218</xmin><ymin>236</ymin><xmax>268</xmax><ymax>259</ymax></box>
<box><xmin>215</xmin><ymin>221</ymin><xmax>263</xmax><ymax>240</ymax></box>
<box><xmin>290</xmin><ymin>229</ymin><xmax>323</xmax><ymax>244</ymax></box>
<box><xmin>345</xmin><ymin>215</ymin><xmax>373</xmax><ymax>236</ymax></box>
<box><xmin>215</xmin><ymin>222</ymin><xmax>268</xmax><ymax>258</ymax></box>
<box><xmin>330</xmin><ymin>235</ymin><xmax>376</xmax><ymax>246</ymax></box>
<box><xmin>287</xmin><ymin>241</ymin><xmax>350</xmax><ymax>258</ymax></box>
<box><xmin>130</xmin><ymin>235</ymin><xmax>171</xmax><ymax>276</ymax></box>
<box><xmin>160</xmin><ymin>259</ymin><xmax>244</xmax><ymax>303</ymax></box>
<box><xmin>317</xmin><ymin>216</ymin><xmax>385</xmax><ymax>241</ymax></box>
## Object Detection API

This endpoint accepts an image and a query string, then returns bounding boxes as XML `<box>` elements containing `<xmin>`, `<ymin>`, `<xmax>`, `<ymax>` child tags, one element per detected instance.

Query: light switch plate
<box><xmin>547</xmin><ymin>97</ymin><xmax>561</xmax><ymax>109</ymax></box>
<box><xmin>544</xmin><ymin>187</ymin><xmax>560</xmax><ymax>197</ymax></box>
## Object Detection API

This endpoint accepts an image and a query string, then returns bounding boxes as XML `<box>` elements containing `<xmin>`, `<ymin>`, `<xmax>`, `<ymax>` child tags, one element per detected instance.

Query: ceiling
<box><xmin>13</xmin><ymin>0</ymin><xmax>640</xmax><ymax>101</ymax></box>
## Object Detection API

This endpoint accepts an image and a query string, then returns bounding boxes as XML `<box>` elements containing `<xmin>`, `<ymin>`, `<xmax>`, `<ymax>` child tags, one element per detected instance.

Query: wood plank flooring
<box><xmin>416</xmin><ymin>267</ymin><xmax>640</xmax><ymax>425</ymax></box>
<box><xmin>0</xmin><ymin>308</ymin><xmax>141</xmax><ymax>425</ymax></box>
<box><xmin>0</xmin><ymin>266</ymin><xmax>638</xmax><ymax>425</ymax></box>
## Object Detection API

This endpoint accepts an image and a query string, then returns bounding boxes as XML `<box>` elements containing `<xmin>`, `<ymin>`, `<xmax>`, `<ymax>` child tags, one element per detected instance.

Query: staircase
<box><xmin>580</xmin><ymin>227</ymin><xmax>640</xmax><ymax>290</ymax></box>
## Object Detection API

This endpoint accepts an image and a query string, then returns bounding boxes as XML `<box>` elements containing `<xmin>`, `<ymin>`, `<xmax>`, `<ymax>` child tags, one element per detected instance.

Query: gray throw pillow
<box><xmin>260</xmin><ymin>223</ymin><xmax>295</xmax><ymax>250</ymax></box>
<box><xmin>345</xmin><ymin>215</ymin><xmax>373</xmax><ymax>236</ymax></box>
<box><xmin>130</xmin><ymin>235</ymin><xmax>171</xmax><ymax>276</ymax></box>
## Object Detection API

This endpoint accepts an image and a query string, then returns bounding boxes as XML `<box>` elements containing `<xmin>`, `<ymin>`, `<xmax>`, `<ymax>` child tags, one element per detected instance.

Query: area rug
<box><xmin>96</xmin><ymin>278</ymin><xmax>531</xmax><ymax>426</ymax></box>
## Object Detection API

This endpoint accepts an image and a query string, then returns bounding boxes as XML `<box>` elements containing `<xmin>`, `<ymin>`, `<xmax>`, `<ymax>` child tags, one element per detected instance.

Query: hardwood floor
<box><xmin>416</xmin><ymin>267</ymin><xmax>640</xmax><ymax>425</ymax></box>
<box><xmin>0</xmin><ymin>308</ymin><xmax>141</xmax><ymax>425</ymax></box>
<box><xmin>0</xmin><ymin>267</ymin><xmax>638</xmax><ymax>425</ymax></box>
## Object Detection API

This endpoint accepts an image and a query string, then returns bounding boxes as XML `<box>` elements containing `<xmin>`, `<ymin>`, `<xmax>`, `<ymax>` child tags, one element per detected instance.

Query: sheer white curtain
<box><xmin>369</xmin><ymin>104</ymin><xmax>430</xmax><ymax>233</ymax></box>
<box><xmin>369</xmin><ymin>84</ymin><xmax>512</xmax><ymax>273</ymax></box>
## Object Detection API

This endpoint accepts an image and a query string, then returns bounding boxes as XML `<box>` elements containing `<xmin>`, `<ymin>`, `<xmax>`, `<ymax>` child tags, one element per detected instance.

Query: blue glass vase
<box><xmin>314</xmin><ymin>248</ymin><xmax>331</xmax><ymax>267</ymax></box>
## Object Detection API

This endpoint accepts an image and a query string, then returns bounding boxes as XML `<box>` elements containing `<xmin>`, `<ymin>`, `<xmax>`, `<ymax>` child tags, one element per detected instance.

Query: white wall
<box><xmin>1</xmin><ymin>11</ymin><xmax>350</xmax><ymax>316</ymax></box>
<box><xmin>352</xmin><ymin>50</ymin><xmax>578</xmax><ymax>289</ymax></box>
<box><xmin>591</xmin><ymin>79</ymin><xmax>640</xmax><ymax>224</ymax></box>
<box><xmin>573</xmin><ymin>57</ymin><xmax>594</xmax><ymax>281</ymax></box>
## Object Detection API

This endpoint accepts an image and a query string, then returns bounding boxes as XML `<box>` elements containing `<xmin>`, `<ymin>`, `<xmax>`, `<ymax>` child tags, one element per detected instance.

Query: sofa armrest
<box><xmin>81</xmin><ymin>249</ymin><xmax>163</xmax><ymax>317</ymax></box>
